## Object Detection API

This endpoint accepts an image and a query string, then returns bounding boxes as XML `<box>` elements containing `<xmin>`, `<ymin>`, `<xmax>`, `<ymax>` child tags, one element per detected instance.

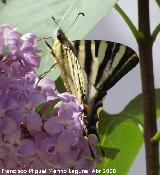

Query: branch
<box><xmin>114</xmin><ymin>4</ymin><xmax>142</xmax><ymax>42</ymax></box>
<box><xmin>151</xmin><ymin>23</ymin><xmax>160</xmax><ymax>44</ymax></box>
<box><xmin>138</xmin><ymin>0</ymin><xmax>159</xmax><ymax>174</ymax></box>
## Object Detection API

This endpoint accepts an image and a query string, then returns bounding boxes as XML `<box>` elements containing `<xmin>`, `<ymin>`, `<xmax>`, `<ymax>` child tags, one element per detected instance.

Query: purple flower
<box><xmin>21</xmin><ymin>33</ymin><xmax>38</xmax><ymax>47</ymax></box>
<box><xmin>0</xmin><ymin>117</ymin><xmax>18</xmax><ymax>135</ymax></box>
<box><xmin>7</xmin><ymin>91</ymin><xmax>44</xmax><ymax>133</ymax></box>
<box><xmin>8</xmin><ymin>73</ymin><xmax>38</xmax><ymax>98</ymax></box>
<box><xmin>17</xmin><ymin>139</ymin><xmax>36</xmax><ymax>157</ymax></box>
<box><xmin>0</xmin><ymin>143</ymin><xmax>19</xmax><ymax>169</ymax></box>
<box><xmin>0</xmin><ymin>90</ymin><xmax>18</xmax><ymax>119</ymax></box>
<box><xmin>44</xmin><ymin>101</ymin><xmax>83</xmax><ymax>136</ymax></box>
<box><xmin>0</xmin><ymin>24</ymin><xmax>40</xmax><ymax>77</ymax></box>
<box><xmin>17</xmin><ymin>132</ymin><xmax>57</xmax><ymax>169</ymax></box>
<box><xmin>0</xmin><ymin>25</ymin><xmax>22</xmax><ymax>53</ymax></box>
<box><xmin>58</xmin><ymin>92</ymin><xmax>78</xmax><ymax>103</ymax></box>
<box><xmin>38</xmin><ymin>78</ymin><xmax>57</xmax><ymax>101</ymax></box>
<box><xmin>0</xmin><ymin>24</ymin><xmax>99</xmax><ymax>171</ymax></box>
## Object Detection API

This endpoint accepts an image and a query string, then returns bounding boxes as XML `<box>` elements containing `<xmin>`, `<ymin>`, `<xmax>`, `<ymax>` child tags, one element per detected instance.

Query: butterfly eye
<box><xmin>57</xmin><ymin>33</ymin><xmax>62</xmax><ymax>42</ymax></box>
<box><xmin>57</xmin><ymin>29</ymin><xmax>65</xmax><ymax>43</ymax></box>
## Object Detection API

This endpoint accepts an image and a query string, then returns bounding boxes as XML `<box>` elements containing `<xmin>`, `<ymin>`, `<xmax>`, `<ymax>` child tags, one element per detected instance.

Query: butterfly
<box><xmin>43</xmin><ymin>17</ymin><xmax>139</xmax><ymax>158</ymax></box>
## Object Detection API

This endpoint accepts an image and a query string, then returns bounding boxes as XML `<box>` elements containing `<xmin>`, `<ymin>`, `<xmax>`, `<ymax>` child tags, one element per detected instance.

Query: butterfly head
<box><xmin>52</xmin><ymin>29</ymin><xmax>72</xmax><ymax>62</ymax></box>
<box><xmin>56</xmin><ymin>29</ymin><xmax>68</xmax><ymax>43</ymax></box>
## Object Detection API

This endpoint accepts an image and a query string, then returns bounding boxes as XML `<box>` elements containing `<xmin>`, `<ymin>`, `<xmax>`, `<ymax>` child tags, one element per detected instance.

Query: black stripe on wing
<box><xmin>95</xmin><ymin>41</ymin><xmax>115</xmax><ymax>86</ymax></box>
<box><xmin>73</xmin><ymin>40</ymin><xmax>80</xmax><ymax>58</ymax></box>
<box><xmin>98</xmin><ymin>44</ymin><xmax>139</xmax><ymax>92</ymax></box>
<box><xmin>95</xmin><ymin>40</ymin><xmax>101</xmax><ymax>57</ymax></box>
<box><xmin>84</xmin><ymin>40</ymin><xmax>92</xmax><ymax>78</ymax></box>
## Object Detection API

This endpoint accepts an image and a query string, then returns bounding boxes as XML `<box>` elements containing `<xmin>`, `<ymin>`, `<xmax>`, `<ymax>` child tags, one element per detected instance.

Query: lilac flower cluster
<box><xmin>0</xmin><ymin>25</ymin><xmax>98</xmax><ymax>174</ymax></box>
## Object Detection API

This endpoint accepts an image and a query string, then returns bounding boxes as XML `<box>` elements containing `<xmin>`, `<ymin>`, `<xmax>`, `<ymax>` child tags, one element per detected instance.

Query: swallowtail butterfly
<box><xmin>43</xmin><ymin>16</ymin><xmax>139</xmax><ymax>157</ymax></box>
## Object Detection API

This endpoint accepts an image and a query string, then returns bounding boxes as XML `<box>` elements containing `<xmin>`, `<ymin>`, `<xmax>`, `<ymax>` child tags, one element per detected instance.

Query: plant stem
<box><xmin>114</xmin><ymin>4</ymin><xmax>142</xmax><ymax>41</ymax></box>
<box><xmin>138</xmin><ymin>0</ymin><xmax>159</xmax><ymax>174</ymax></box>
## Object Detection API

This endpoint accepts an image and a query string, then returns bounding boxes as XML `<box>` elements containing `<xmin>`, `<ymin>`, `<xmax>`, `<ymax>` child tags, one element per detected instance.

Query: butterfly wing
<box><xmin>72</xmin><ymin>40</ymin><xmax>139</xmax><ymax>134</ymax></box>
<box><xmin>73</xmin><ymin>40</ymin><xmax>139</xmax><ymax>99</ymax></box>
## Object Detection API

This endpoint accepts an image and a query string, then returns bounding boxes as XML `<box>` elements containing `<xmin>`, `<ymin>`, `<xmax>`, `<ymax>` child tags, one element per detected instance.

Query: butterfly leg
<box><xmin>87</xmin><ymin>139</ymin><xmax>95</xmax><ymax>159</ymax></box>
<box><xmin>38</xmin><ymin>62</ymin><xmax>58</xmax><ymax>82</ymax></box>
<box><xmin>96</xmin><ymin>132</ymin><xmax>105</xmax><ymax>157</ymax></box>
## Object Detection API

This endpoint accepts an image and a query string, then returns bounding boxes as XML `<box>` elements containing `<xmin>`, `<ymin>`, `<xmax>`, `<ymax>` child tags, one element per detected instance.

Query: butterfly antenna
<box><xmin>71</xmin><ymin>12</ymin><xmax>85</xmax><ymax>27</ymax></box>
<box><xmin>65</xmin><ymin>12</ymin><xmax>85</xmax><ymax>33</ymax></box>
<box><xmin>52</xmin><ymin>16</ymin><xmax>63</xmax><ymax>30</ymax></box>
<box><xmin>38</xmin><ymin>16</ymin><xmax>62</xmax><ymax>42</ymax></box>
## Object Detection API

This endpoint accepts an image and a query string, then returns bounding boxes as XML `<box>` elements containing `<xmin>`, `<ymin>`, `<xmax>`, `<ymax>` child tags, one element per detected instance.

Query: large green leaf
<box><xmin>98</xmin><ymin>89</ymin><xmax>160</xmax><ymax>175</ymax></box>
<box><xmin>0</xmin><ymin>0</ymin><xmax>118</xmax><ymax>39</ymax></box>
<box><xmin>0</xmin><ymin>0</ymin><xmax>118</xmax><ymax>78</ymax></box>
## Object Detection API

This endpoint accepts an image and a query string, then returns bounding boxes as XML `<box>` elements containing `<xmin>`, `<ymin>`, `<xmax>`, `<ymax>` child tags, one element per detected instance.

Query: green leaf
<box><xmin>152</xmin><ymin>131</ymin><xmax>160</xmax><ymax>142</ymax></box>
<box><xmin>55</xmin><ymin>77</ymin><xmax>66</xmax><ymax>93</ymax></box>
<box><xmin>156</xmin><ymin>0</ymin><xmax>160</xmax><ymax>8</ymax></box>
<box><xmin>98</xmin><ymin>89</ymin><xmax>160</xmax><ymax>175</ymax></box>
<box><xmin>123</xmin><ymin>89</ymin><xmax>160</xmax><ymax>118</ymax></box>
<box><xmin>0</xmin><ymin>0</ymin><xmax>118</xmax><ymax>79</ymax></box>
<box><xmin>36</xmin><ymin>99</ymin><xmax>60</xmax><ymax>115</ymax></box>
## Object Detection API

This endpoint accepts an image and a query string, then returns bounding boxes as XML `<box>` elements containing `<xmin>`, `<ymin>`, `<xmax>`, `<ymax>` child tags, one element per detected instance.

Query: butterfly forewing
<box><xmin>73</xmin><ymin>40</ymin><xmax>139</xmax><ymax>99</ymax></box>
<box><xmin>51</xmin><ymin>34</ymin><xmax>86</xmax><ymax>104</ymax></box>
